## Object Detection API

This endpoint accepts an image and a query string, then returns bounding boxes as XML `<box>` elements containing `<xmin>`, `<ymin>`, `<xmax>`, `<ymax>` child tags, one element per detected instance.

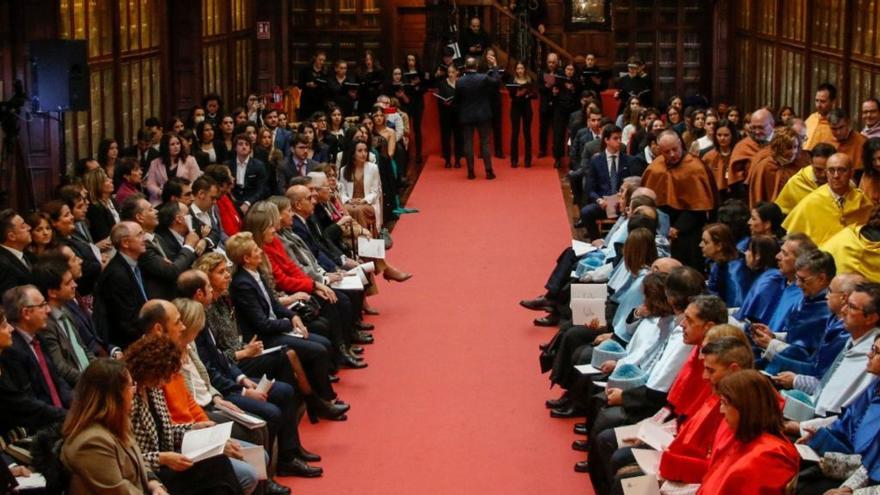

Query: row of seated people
<box><xmin>517</xmin><ymin>116</ymin><xmax>880</xmax><ymax>493</ymax></box>
<box><xmin>0</xmin><ymin>93</ymin><xmax>415</xmax><ymax>495</ymax></box>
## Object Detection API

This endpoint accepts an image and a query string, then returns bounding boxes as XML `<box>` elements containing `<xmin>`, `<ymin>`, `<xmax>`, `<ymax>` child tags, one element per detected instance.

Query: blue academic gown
<box><xmin>764</xmin><ymin>315</ymin><xmax>848</xmax><ymax>377</ymax></box>
<box><xmin>767</xmin><ymin>281</ymin><xmax>803</xmax><ymax>333</ymax></box>
<box><xmin>809</xmin><ymin>380</ymin><xmax>880</xmax><ymax>480</ymax></box>
<box><xmin>736</xmin><ymin>236</ymin><xmax>750</xmax><ymax>255</ymax></box>
<box><xmin>706</xmin><ymin>256</ymin><xmax>754</xmax><ymax>308</ymax></box>
<box><xmin>776</xmin><ymin>288</ymin><xmax>831</xmax><ymax>357</ymax></box>
<box><xmin>734</xmin><ymin>268</ymin><xmax>787</xmax><ymax>324</ymax></box>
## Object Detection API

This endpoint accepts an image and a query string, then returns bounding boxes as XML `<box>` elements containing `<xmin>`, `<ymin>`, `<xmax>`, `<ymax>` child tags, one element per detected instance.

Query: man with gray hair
<box><xmin>94</xmin><ymin>221</ymin><xmax>149</xmax><ymax>348</ymax></box>
<box><xmin>0</xmin><ymin>284</ymin><xmax>72</xmax><ymax>429</ymax></box>
<box><xmin>456</xmin><ymin>53</ymin><xmax>500</xmax><ymax>180</ymax></box>
<box><xmin>729</xmin><ymin>108</ymin><xmax>775</xmax><ymax>195</ymax></box>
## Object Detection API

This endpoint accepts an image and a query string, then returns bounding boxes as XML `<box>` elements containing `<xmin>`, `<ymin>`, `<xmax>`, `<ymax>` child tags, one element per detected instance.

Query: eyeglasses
<box><xmin>795</xmin><ymin>274</ymin><xmax>816</xmax><ymax>284</ymax></box>
<box><xmin>24</xmin><ymin>301</ymin><xmax>49</xmax><ymax>310</ymax></box>
<box><xmin>869</xmin><ymin>346</ymin><xmax>880</xmax><ymax>358</ymax></box>
<box><xmin>826</xmin><ymin>167</ymin><xmax>850</xmax><ymax>176</ymax></box>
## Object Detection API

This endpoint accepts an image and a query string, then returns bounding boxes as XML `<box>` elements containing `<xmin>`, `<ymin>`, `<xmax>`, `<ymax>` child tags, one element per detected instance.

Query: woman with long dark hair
<box><xmin>357</xmin><ymin>50</ymin><xmax>384</xmax><ymax>112</ymax></box>
<box><xmin>859</xmin><ymin>137</ymin><xmax>880</xmax><ymax>204</ymax></box>
<box><xmin>97</xmin><ymin>138</ymin><xmax>119</xmax><ymax>189</ymax></box>
<box><xmin>403</xmin><ymin>53</ymin><xmax>427</xmax><ymax>163</ymax></box>
<box><xmin>508</xmin><ymin>61</ymin><xmax>536</xmax><ymax>168</ymax></box>
<box><xmin>436</xmin><ymin>64</ymin><xmax>462</xmax><ymax>168</ymax></box>
<box><xmin>702</xmin><ymin>119</ymin><xmax>739</xmax><ymax>195</ymax></box>
<box><xmin>701</xmin><ymin>222</ymin><xmax>752</xmax><ymax>308</ymax></box>
<box><xmin>144</xmin><ymin>132</ymin><xmax>201</xmax><ymax>205</ymax></box>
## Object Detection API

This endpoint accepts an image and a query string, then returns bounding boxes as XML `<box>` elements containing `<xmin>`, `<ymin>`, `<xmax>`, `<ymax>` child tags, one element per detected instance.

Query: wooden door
<box><xmin>395</xmin><ymin>7</ymin><xmax>426</xmax><ymax>67</ymax></box>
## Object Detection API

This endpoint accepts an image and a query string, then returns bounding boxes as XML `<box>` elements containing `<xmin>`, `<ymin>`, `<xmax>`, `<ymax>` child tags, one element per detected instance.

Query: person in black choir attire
<box><xmin>459</xmin><ymin>16</ymin><xmax>491</xmax><ymax>59</ymax></box>
<box><xmin>456</xmin><ymin>54</ymin><xmax>501</xmax><ymax>180</ymax></box>
<box><xmin>328</xmin><ymin>60</ymin><xmax>356</xmax><ymax>117</ymax></box>
<box><xmin>403</xmin><ymin>53</ymin><xmax>427</xmax><ymax>164</ymax></box>
<box><xmin>202</xmin><ymin>93</ymin><xmax>223</xmax><ymax>127</ymax></box>
<box><xmin>581</xmin><ymin>53</ymin><xmax>609</xmax><ymax>95</ymax></box>
<box><xmin>298</xmin><ymin>51</ymin><xmax>329</xmax><ymax>121</ymax></box>
<box><xmin>507</xmin><ymin>61</ymin><xmax>537</xmax><ymax>168</ymax></box>
<box><xmin>120</xmin><ymin>127</ymin><xmax>161</xmax><ymax>171</ymax></box>
<box><xmin>433</xmin><ymin>45</ymin><xmax>457</xmax><ymax>81</ymax></box>
<box><xmin>435</xmin><ymin>63</ymin><xmax>463</xmax><ymax>169</ymax></box>
<box><xmin>615</xmin><ymin>56</ymin><xmax>653</xmax><ymax>116</ymax></box>
<box><xmin>539</xmin><ymin>52</ymin><xmax>563</xmax><ymax>158</ymax></box>
<box><xmin>482</xmin><ymin>48</ymin><xmax>505</xmax><ymax>159</ymax></box>
<box><xmin>357</xmin><ymin>50</ymin><xmax>384</xmax><ymax>114</ymax></box>
<box><xmin>552</xmin><ymin>63</ymin><xmax>581</xmax><ymax>169</ymax></box>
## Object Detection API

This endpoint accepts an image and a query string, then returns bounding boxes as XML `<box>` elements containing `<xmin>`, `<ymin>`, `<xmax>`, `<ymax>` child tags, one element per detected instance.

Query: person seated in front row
<box><xmin>61</xmin><ymin>358</ymin><xmax>170</xmax><ymax>495</ymax></box>
<box><xmin>191</xmin><ymin>253</ymin><xmax>348</xmax><ymax>422</ymax></box>
<box><xmin>794</xmin><ymin>332</ymin><xmax>880</xmax><ymax>495</ymax></box>
<box><xmin>774</xmin><ymin>142</ymin><xmax>835</xmax><ymax>215</ymax></box>
<box><xmin>823</xmin><ymin>204</ymin><xmax>880</xmax><ymax>282</ymax></box>
<box><xmin>124</xmin><ymin>333</ymin><xmax>244</xmax><ymax>495</ymax></box>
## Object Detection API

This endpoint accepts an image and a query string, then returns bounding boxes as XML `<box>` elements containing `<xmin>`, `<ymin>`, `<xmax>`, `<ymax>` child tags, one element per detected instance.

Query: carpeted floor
<box><xmin>280</xmin><ymin>155</ymin><xmax>591</xmax><ymax>494</ymax></box>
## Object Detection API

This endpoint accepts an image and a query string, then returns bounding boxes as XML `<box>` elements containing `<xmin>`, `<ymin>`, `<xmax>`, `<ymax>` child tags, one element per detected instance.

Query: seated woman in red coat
<box><xmin>698</xmin><ymin>369</ymin><xmax>799</xmax><ymax>494</ymax></box>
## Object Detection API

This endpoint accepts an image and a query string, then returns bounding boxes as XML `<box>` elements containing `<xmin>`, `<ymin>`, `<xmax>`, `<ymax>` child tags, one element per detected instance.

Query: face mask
<box><xmin>194</xmin><ymin>116</ymin><xmax>205</xmax><ymax>124</ymax></box>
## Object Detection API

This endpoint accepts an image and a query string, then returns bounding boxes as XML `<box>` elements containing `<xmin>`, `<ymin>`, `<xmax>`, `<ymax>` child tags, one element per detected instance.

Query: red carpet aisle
<box><xmin>284</xmin><ymin>156</ymin><xmax>591</xmax><ymax>494</ymax></box>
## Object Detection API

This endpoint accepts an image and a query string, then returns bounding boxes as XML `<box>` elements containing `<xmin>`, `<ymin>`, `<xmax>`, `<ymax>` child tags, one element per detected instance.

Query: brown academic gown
<box><xmin>836</xmin><ymin>131</ymin><xmax>867</xmax><ymax>170</ymax></box>
<box><xmin>728</xmin><ymin>136</ymin><xmax>762</xmax><ymax>187</ymax></box>
<box><xmin>702</xmin><ymin>149</ymin><xmax>730</xmax><ymax>192</ymax></box>
<box><xmin>860</xmin><ymin>174</ymin><xmax>880</xmax><ymax>204</ymax></box>
<box><xmin>746</xmin><ymin>147</ymin><xmax>806</xmax><ymax>208</ymax></box>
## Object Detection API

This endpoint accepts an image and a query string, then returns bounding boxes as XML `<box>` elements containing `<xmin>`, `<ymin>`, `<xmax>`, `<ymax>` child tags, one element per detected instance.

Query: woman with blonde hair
<box><xmin>83</xmin><ymin>168</ymin><xmax>119</xmax><ymax>246</ymax></box>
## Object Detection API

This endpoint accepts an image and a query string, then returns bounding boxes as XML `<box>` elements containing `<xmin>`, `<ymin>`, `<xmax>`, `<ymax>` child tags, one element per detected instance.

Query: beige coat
<box><xmin>61</xmin><ymin>423</ymin><xmax>151</xmax><ymax>495</ymax></box>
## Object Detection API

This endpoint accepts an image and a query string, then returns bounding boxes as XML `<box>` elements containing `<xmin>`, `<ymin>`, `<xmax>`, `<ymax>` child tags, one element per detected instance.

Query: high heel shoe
<box><xmin>383</xmin><ymin>267</ymin><xmax>413</xmax><ymax>282</ymax></box>
<box><xmin>306</xmin><ymin>395</ymin><xmax>350</xmax><ymax>424</ymax></box>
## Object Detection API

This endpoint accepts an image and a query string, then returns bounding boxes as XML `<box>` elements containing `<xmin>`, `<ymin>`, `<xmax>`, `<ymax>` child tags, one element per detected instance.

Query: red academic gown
<box><xmin>697</xmin><ymin>432</ymin><xmax>798</xmax><ymax>495</ymax></box>
<box><xmin>666</xmin><ymin>346</ymin><xmax>712</xmax><ymax>420</ymax></box>
<box><xmin>658</xmin><ymin>395</ymin><xmax>725</xmax><ymax>483</ymax></box>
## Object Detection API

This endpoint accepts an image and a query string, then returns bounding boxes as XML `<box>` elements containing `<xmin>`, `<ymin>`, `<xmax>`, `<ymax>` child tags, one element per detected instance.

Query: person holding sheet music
<box><xmin>577</xmin><ymin>125</ymin><xmax>636</xmax><ymax>240</ymax></box>
<box><xmin>435</xmin><ymin>64</ymin><xmax>463</xmax><ymax>169</ymax></box>
<box><xmin>403</xmin><ymin>53</ymin><xmax>427</xmax><ymax>163</ymax></box>
<box><xmin>357</xmin><ymin>50</ymin><xmax>384</xmax><ymax>114</ymax></box>
<box><xmin>551</xmin><ymin>63</ymin><xmax>582</xmax><ymax>169</ymax></box>
<box><xmin>298</xmin><ymin>51</ymin><xmax>328</xmax><ymax>121</ymax></box>
<box><xmin>327</xmin><ymin>60</ymin><xmax>357</xmax><ymax>117</ymax></box>
<box><xmin>615</xmin><ymin>56</ymin><xmax>653</xmax><ymax>117</ymax></box>
<box><xmin>508</xmin><ymin>62</ymin><xmax>537</xmax><ymax>168</ymax></box>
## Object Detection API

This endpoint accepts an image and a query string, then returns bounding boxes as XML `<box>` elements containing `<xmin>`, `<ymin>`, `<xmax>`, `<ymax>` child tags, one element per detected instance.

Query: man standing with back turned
<box><xmin>456</xmin><ymin>55</ymin><xmax>500</xmax><ymax>180</ymax></box>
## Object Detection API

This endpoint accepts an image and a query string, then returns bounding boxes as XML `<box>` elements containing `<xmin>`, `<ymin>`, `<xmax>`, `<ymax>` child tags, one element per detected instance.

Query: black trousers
<box><xmin>544</xmin><ymin>247</ymin><xmax>578</xmax><ymax>300</ymax></box>
<box><xmin>549</xmin><ymin>324</ymin><xmax>604</xmax><ymax>388</ymax></box>
<box><xmin>539</xmin><ymin>101</ymin><xmax>553</xmax><ymax>154</ymax></box>
<box><xmin>226</xmin><ymin>379</ymin><xmax>302</xmax><ymax>463</ymax></box>
<box><xmin>580</xmin><ymin>203</ymin><xmax>608</xmax><ymax>240</ymax></box>
<box><xmin>490</xmin><ymin>96</ymin><xmax>504</xmax><ymax>156</ymax></box>
<box><xmin>157</xmin><ymin>454</ymin><xmax>242</xmax><ymax>495</ymax></box>
<box><xmin>260</xmin><ymin>333</ymin><xmax>336</xmax><ymax>401</ymax></box>
<box><xmin>462</xmin><ymin>120</ymin><xmax>494</xmax><ymax>174</ymax></box>
<box><xmin>552</xmin><ymin>109</ymin><xmax>569</xmax><ymax>161</ymax></box>
<box><xmin>510</xmin><ymin>101</ymin><xmax>533</xmax><ymax>166</ymax></box>
<box><xmin>438</xmin><ymin>108</ymin><xmax>462</xmax><ymax>163</ymax></box>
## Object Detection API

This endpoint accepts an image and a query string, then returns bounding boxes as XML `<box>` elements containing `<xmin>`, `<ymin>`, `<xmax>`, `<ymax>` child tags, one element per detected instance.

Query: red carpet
<box><xmin>282</xmin><ymin>155</ymin><xmax>592</xmax><ymax>494</ymax></box>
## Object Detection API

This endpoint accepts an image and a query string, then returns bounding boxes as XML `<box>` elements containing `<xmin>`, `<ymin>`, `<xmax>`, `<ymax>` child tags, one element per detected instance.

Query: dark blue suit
<box><xmin>580</xmin><ymin>151</ymin><xmax>634</xmax><ymax>239</ymax></box>
<box><xmin>272</xmin><ymin>127</ymin><xmax>293</xmax><ymax>158</ymax></box>
<box><xmin>293</xmin><ymin>216</ymin><xmax>338</xmax><ymax>272</ymax></box>
<box><xmin>455</xmin><ymin>68</ymin><xmax>500</xmax><ymax>175</ymax></box>
<box><xmin>226</xmin><ymin>157</ymin><xmax>269</xmax><ymax>207</ymax></box>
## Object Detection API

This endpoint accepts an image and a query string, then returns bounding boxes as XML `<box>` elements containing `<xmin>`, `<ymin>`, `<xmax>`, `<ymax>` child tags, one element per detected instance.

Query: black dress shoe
<box><xmin>334</xmin><ymin>399</ymin><xmax>349</xmax><ymax>407</ymax></box>
<box><xmin>572</xmin><ymin>439</ymin><xmax>589</xmax><ymax>452</ymax></box>
<box><xmin>550</xmin><ymin>405</ymin><xmax>582</xmax><ymax>418</ymax></box>
<box><xmin>574</xmin><ymin>460</ymin><xmax>589</xmax><ymax>473</ymax></box>
<box><xmin>277</xmin><ymin>457</ymin><xmax>323</xmax><ymax>477</ymax></box>
<box><xmin>328</xmin><ymin>374</ymin><xmax>340</xmax><ymax>383</ymax></box>
<box><xmin>554</xmin><ymin>160</ymin><xmax>562</xmax><ymax>169</ymax></box>
<box><xmin>297</xmin><ymin>445</ymin><xmax>322</xmax><ymax>462</ymax></box>
<box><xmin>524</xmin><ymin>161</ymin><xmax>532</xmax><ymax>168</ymax></box>
<box><xmin>339</xmin><ymin>353</ymin><xmax>367</xmax><ymax>369</ymax></box>
<box><xmin>520</xmin><ymin>295</ymin><xmax>552</xmax><ymax>311</ymax></box>
<box><xmin>467</xmin><ymin>171</ymin><xmax>476</xmax><ymax>179</ymax></box>
<box><xmin>355</xmin><ymin>321</ymin><xmax>374</xmax><ymax>331</ymax></box>
<box><xmin>545</xmin><ymin>395</ymin><xmax>570</xmax><ymax>409</ymax></box>
<box><xmin>444</xmin><ymin>161</ymin><xmax>452</xmax><ymax>168</ymax></box>
<box><xmin>486</xmin><ymin>170</ymin><xmax>496</xmax><ymax>180</ymax></box>
<box><xmin>265</xmin><ymin>480</ymin><xmax>291</xmax><ymax>495</ymax></box>
<box><xmin>349</xmin><ymin>345</ymin><xmax>364</xmax><ymax>354</ymax></box>
<box><xmin>574</xmin><ymin>423</ymin><xmax>588</xmax><ymax>435</ymax></box>
<box><xmin>573</xmin><ymin>219</ymin><xmax>586</xmax><ymax>229</ymax></box>
<box><xmin>353</xmin><ymin>331</ymin><xmax>374</xmax><ymax>344</ymax></box>
<box><xmin>534</xmin><ymin>314</ymin><xmax>560</xmax><ymax>327</ymax></box>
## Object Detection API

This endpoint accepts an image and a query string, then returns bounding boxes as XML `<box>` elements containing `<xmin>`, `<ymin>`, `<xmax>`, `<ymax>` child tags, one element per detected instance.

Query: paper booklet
<box><xmin>637</xmin><ymin>420</ymin><xmax>675</xmax><ymax>452</ymax></box>
<box><xmin>256</xmin><ymin>374</ymin><xmax>274</xmax><ymax>395</ymax></box>
<box><xmin>331</xmin><ymin>274</ymin><xmax>364</xmax><ymax>291</ymax></box>
<box><xmin>632</xmin><ymin>449</ymin><xmax>661</xmax><ymax>476</ymax></box>
<box><xmin>214</xmin><ymin>404</ymin><xmax>266</xmax><ymax>430</ymax></box>
<box><xmin>622</xmin><ymin>474</ymin><xmax>661</xmax><ymax>495</ymax></box>
<box><xmin>796</xmin><ymin>444</ymin><xmax>821</xmax><ymax>462</ymax></box>
<box><xmin>241</xmin><ymin>445</ymin><xmax>268</xmax><ymax>480</ymax></box>
<box><xmin>614</xmin><ymin>423</ymin><xmax>642</xmax><ymax>447</ymax></box>
<box><xmin>574</xmin><ymin>364</ymin><xmax>603</xmax><ymax>375</ymax></box>
<box><xmin>357</xmin><ymin>237</ymin><xmax>386</xmax><ymax>259</ymax></box>
<box><xmin>571</xmin><ymin>283</ymin><xmax>607</xmax><ymax>300</ymax></box>
<box><xmin>571</xmin><ymin>298</ymin><xmax>606</xmax><ymax>326</ymax></box>
<box><xmin>260</xmin><ymin>345</ymin><xmax>283</xmax><ymax>356</ymax></box>
<box><xmin>181</xmin><ymin>421</ymin><xmax>234</xmax><ymax>462</ymax></box>
<box><xmin>572</xmin><ymin>239</ymin><xmax>597</xmax><ymax>257</ymax></box>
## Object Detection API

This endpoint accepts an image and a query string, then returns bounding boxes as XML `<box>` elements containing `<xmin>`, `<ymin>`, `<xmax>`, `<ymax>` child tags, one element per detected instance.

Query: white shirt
<box><xmin>1</xmin><ymin>244</ymin><xmax>28</xmax><ymax>268</ymax></box>
<box><xmin>191</xmin><ymin>203</ymin><xmax>212</xmax><ymax>228</ymax></box>
<box><xmin>235</xmin><ymin>158</ymin><xmax>249</xmax><ymax>186</ymax></box>
<box><xmin>180</xmin><ymin>350</ymin><xmax>214</xmax><ymax>407</ymax></box>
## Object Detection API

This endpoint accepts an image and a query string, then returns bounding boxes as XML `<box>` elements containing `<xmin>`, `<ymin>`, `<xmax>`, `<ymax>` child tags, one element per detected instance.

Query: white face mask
<box><xmin>194</xmin><ymin>116</ymin><xmax>205</xmax><ymax>124</ymax></box>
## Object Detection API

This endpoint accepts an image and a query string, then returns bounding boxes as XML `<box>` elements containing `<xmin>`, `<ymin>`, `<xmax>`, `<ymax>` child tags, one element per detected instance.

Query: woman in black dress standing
<box><xmin>508</xmin><ymin>62</ymin><xmax>537</xmax><ymax>168</ymax></box>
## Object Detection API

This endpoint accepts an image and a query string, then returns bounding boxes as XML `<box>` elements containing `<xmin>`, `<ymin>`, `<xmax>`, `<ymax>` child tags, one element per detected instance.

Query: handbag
<box><xmin>289</xmin><ymin>296</ymin><xmax>321</xmax><ymax>321</ymax></box>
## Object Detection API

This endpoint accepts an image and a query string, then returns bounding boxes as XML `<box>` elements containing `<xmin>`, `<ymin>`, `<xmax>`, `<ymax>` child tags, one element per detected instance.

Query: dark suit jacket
<box><xmin>189</xmin><ymin>205</ymin><xmax>223</xmax><ymax>248</ymax></box>
<box><xmin>587</xmin><ymin>152</ymin><xmax>635</xmax><ymax>202</ymax></box>
<box><xmin>95</xmin><ymin>253</ymin><xmax>147</xmax><ymax>349</ymax></box>
<box><xmin>229</xmin><ymin>268</ymin><xmax>295</xmax><ymax>341</ymax></box>
<box><xmin>120</xmin><ymin>145</ymin><xmax>160</xmax><ymax>170</ymax></box>
<box><xmin>64</xmin><ymin>300</ymin><xmax>113</xmax><ymax>357</ymax></box>
<box><xmin>226</xmin><ymin>157</ymin><xmax>269</xmax><ymax>206</ymax></box>
<box><xmin>272</xmin><ymin>128</ymin><xmax>293</xmax><ymax>158</ymax></box>
<box><xmin>312</xmin><ymin>203</ymin><xmax>346</xmax><ymax>252</ymax></box>
<box><xmin>0</xmin><ymin>247</ymin><xmax>33</xmax><ymax>297</ymax></box>
<box><xmin>61</xmin><ymin>236</ymin><xmax>101</xmax><ymax>296</ymax></box>
<box><xmin>195</xmin><ymin>326</ymin><xmax>245</xmax><ymax>396</ymax></box>
<box><xmin>0</xmin><ymin>330</ymin><xmax>70</xmax><ymax>433</ymax></box>
<box><xmin>293</xmin><ymin>216</ymin><xmax>338</xmax><ymax>272</ymax></box>
<box><xmin>138</xmin><ymin>233</ymin><xmax>196</xmax><ymax>300</ymax></box>
<box><xmin>86</xmin><ymin>202</ymin><xmax>117</xmax><ymax>242</ymax></box>
<box><xmin>277</xmin><ymin>156</ymin><xmax>320</xmax><ymax>194</ymax></box>
<box><xmin>42</xmin><ymin>307</ymin><xmax>96</xmax><ymax>387</ymax></box>
<box><xmin>455</xmin><ymin>70</ymin><xmax>500</xmax><ymax>124</ymax></box>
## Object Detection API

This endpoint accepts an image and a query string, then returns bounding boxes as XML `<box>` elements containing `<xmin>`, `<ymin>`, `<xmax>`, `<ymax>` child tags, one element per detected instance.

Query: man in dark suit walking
<box><xmin>0</xmin><ymin>209</ymin><xmax>34</xmax><ymax>297</ymax></box>
<box><xmin>456</xmin><ymin>55</ymin><xmax>501</xmax><ymax>180</ymax></box>
<box><xmin>0</xmin><ymin>285</ymin><xmax>71</xmax><ymax>434</ymax></box>
<box><xmin>227</xmin><ymin>134</ymin><xmax>269</xmax><ymax>214</ymax></box>
<box><xmin>577</xmin><ymin>125</ymin><xmax>636</xmax><ymax>240</ymax></box>
<box><xmin>94</xmin><ymin>221</ymin><xmax>149</xmax><ymax>349</ymax></box>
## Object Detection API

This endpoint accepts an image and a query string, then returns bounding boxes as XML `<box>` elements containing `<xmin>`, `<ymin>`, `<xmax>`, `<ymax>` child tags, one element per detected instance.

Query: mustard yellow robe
<box><xmin>821</xmin><ymin>225</ymin><xmax>880</xmax><ymax>281</ymax></box>
<box><xmin>775</xmin><ymin>165</ymin><xmax>819</xmax><ymax>214</ymax></box>
<box><xmin>781</xmin><ymin>184</ymin><xmax>874</xmax><ymax>245</ymax></box>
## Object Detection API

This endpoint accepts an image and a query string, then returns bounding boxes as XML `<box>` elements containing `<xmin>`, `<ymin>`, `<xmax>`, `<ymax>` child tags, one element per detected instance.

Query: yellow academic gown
<box><xmin>804</xmin><ymin>112</ymin><xmax>835</xmax><ymax>151</ymax></box>
<box><xmin>781</xmin><ymin>184</ymin><xmax>874</xmax><ymax>245</ymax></box>
<box><xmin>775</xmin><ymin>165</ymin><xmax>818</xmax><ymax>214</ymax></box>
<box><xmin>821</xmin><ymin>225</ymin><xmax>880</xmax><ymax>281</ymax></box>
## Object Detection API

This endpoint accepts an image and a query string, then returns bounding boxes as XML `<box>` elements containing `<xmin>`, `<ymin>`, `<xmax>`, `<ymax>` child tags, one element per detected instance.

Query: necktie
<box><xmin>20</xmin><ymin>254</ymin><xmax>31</xmax><ymax>271</ymax></box>
<box><xmin>298</xmin><ymin>160</ymin><xmax>306</xmax><ymax>176</ymax></box>
<box><xmin>31</xmin><ymin>339</ymin><xmax>63</xmax><ymax>407</ymax></box>
<box><xmin>59</xmin><ymin>312</ymin><xmax>90</xmax><ymax>370</ymax></box>
<box><xmin>132</xmin><ymin>265</ymin><xmax>148</xmax><ymax>301</ymax></box>
<box><xmin>610</xmin><ymin>155</ymin><xmax>619</xmax><ymax>192</ymax></box>
<box><xmin>837</xmin><ymin>196</ymin><xmax>846</xmax><ymax>225</ymax></box>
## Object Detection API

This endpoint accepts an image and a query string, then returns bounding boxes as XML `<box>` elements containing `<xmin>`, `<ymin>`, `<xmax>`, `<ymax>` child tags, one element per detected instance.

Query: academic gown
<box><xmin>775</xmin><ymin>165</ymin><xmax>820</xmax><ymax>214</ymax></box>
<box><xmin>765</xmin><ymin>315</ymin><xmax>847</xmax><ymax>378</ymax></box>
<box><xmin>782</xmin><ymin>184</ymin><xmax>874</xmax><ymax>245</ymax></box>
<box><xmin>734</xmin><ymin>268</ymin><xmax>786</xmax><ymax>325</ymax></box>
<box><xmin>809</xmin><ymin>380</ymin><xmax>880</xmax><ymax>481</ymax></box>
<box><xmin>609</xmin><ymin>269</ymin><xmax>648</xmax><ymax>343</ymax></box>
<box><xmin>859</xmin><ymin>174</ymin><xmax>880</xmax><ymax>204</ymax></box>
<box><xmin>666</xmin><ymin>345</ymin><xmax>712</xmax><ymax>421</ymax></box>
<box><xmin>702</xmin><ymin>149</ymin><xmax>731</xmax><ymax>192</ymax></box>
<box><xmin>772</xmin><ymin>288</ymin><xmax>832</xmax><ymax>358</ymax></box>
<box><xmin>746</xmin><ymin>147</ymin><xmax>805</xmax><ymax>208</ymax></box>
<box><xmin>804</xmin><ymin>112</ymin><xmax>834</xmax><ymax>151</ymax></box>
<box><xmin>765</xmin><ymin>280</ymin><xmax>802</xmax><ymax>335</ymax></box>
<box><xmin>659</xmin><ymin>394</ymin><xmax>724</xmax><ymax>483</ymax></box>
<box><xmin>617</xmin><ymin>315</ymin><xmax>676</xmax><ymax>369</ymax></box>
<box><xmin>822</xmin><ymin>225</ymin><xmax>880</xmax><ymax>281</ymax></box>
<box><xmin>836</xmin><ymin>131</ymin><xmax>867</xmax><ymax>170</ymax></box>
<box><xmin>728</xmin><ymin>136</ymin><xmax>763</xmax><ymax>186</ymax></box>
<box><xmin>697</xmin><ymin>433</ymin><xmax>799</xmax><ymax>495</ymax></box>
<box><xmin>706</xmin><ymin>256</ymin><xmax>753</xmax><ymax>309</ymax></box>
